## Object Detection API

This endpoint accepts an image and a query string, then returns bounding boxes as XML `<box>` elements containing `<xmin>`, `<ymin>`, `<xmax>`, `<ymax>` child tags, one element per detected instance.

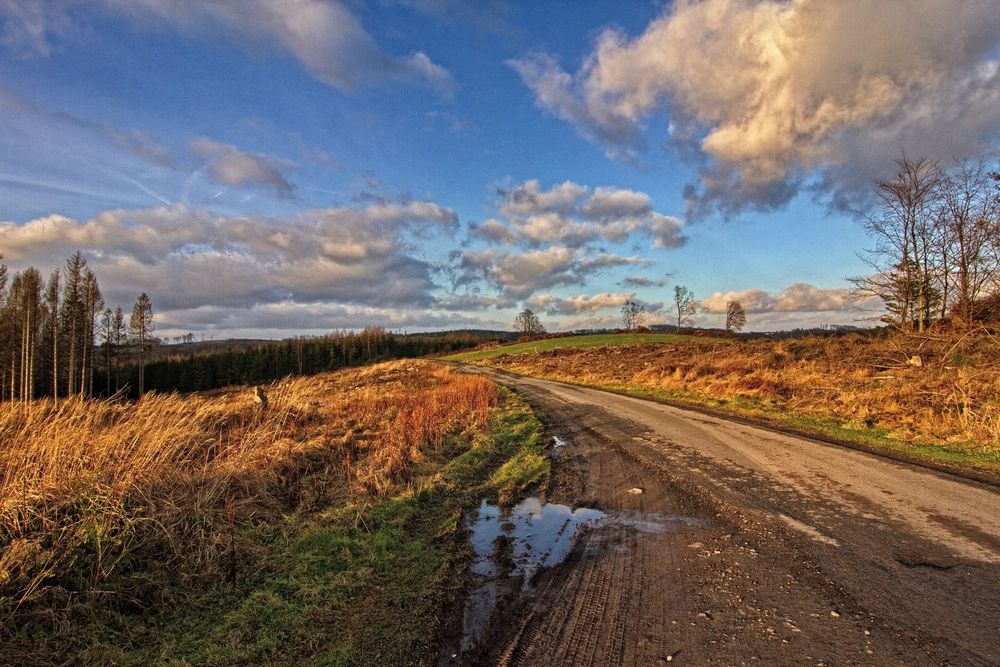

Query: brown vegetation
<box><xmin>0</xmin><ymin>361</ymin><xmax>496</xmax><ymax>625</ymax></box>
<box><xmin>482</xmin><ymin>331</ymin><xmax>1000</xmax><ymax>457</ymax></box>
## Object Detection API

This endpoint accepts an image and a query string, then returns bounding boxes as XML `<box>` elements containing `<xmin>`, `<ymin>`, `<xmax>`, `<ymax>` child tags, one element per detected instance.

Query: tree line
<box><xmin>852</xmin><ymin>157</ymin><xmax>1000</xmax><ymax>330</ymax></box>
<box><xmin>512</xmin><ymin>286</ymin><xmax>748</xmax><ymax>337</ymax></box>
<box><xmin>1</xmin><ymin>252</ymin><xmax>493</xmax><ymax>401</ymax></box>
<box><xmin>0</xmin><ymin>252</ymin><xmax>154</xmax><ymax>402</ymax></box>
<box><xmin>115</xmin><ymin>328</ymin><xmax>493</xmax><ymax>395</ymax></box>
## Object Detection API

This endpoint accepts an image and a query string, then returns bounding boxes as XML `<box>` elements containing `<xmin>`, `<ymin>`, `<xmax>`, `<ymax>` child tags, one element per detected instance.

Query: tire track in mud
<box><xmin>456</xmin><ymin>365</ymin><xmax>1000</xmax><ymax>666</ymax></box>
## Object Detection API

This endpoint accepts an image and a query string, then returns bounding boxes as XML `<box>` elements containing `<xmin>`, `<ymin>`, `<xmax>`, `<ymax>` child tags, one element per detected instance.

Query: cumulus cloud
<box><xmin>190</xmin><ymin>138</ymin><xmax>293</xmax><ymax>196</ymax></box>
<box><xmin>699</xmin><ymin>283</ymin><xmax>876</xmax><ymax>314</ymax></box>
<box><xmin>480</xmin><ymin>179</ymin><xmax>687</xmax><ymax>249</ymax></box>
<box><xmin>457</xmin><ymin>179</ymin><xmax>680</xmax><ymax>301</ymax></box>
<box><xmin>526</xmin><ymin>292</ymin><xmax>634</xmax><ymax>315</ymax></box>
<box><xmin>1</xmin><ymin>0</ymin><xmax>454</xmax><ymax>94</ymax></box>
<box><xmin>458</xmin><ymin>246</ymin><xmax>647</xmax><ymax>299</ymax></box>
<box><xmin>0</xmin><ymin>198</ymin><xmax>458</xmax><ymax>316</ymax></box>
<box><xmin>511</xmin><ymin>0</ymin><xmax>1000</xmax><ymax>215</ymax></box>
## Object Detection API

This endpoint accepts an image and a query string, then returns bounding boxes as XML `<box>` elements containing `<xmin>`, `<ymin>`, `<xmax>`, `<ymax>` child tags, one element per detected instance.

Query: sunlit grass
<box><xmin>0</xmin><ymin>360</ymin><xmax>511</xmax><ymax>663</ymax></box>
<box><xmin>441</xmin><ymin>332</ymin><xmax>720</xmax><ymax>362</ymax></box>
<box><xmin>463</xmin><ymin>332</ymin><xmax>1000</xmax><ymax>474</ymax></box>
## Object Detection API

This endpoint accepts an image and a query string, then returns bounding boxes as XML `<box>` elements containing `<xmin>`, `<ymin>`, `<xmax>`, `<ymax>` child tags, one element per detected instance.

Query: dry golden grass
<box><xmin>484</xmin><ymin>331</ymin><xmax>1000</xmax><ymax>455</ymax></box>
<box><xmin>0</xmin><ymin>360</ymin><xmax>496</xmax><ymax>619</ymax></box>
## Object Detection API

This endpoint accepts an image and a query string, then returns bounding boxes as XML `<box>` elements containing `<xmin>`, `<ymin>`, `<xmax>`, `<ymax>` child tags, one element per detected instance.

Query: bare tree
<box><xmin>939</xmin><ymin>159</ymin><xmax>999</xmax><ymax>322</ymax></box>
<box><xmin>725</xmin><ymin>301</ymin><xmax>747</xmax><ymax>333</ymax></box>
<box><xmin>621</xmin><ymin>300</ymin><xmax>646</xmax><ymax>331</ymax></box>
<box><xmin>130</xmin><ymin>293</ymin><xmax>154</xmax><ymax>396</ymax></box>
<box><xmin>514</xmin><ymin>308</ymin><xmax>545</xmax><ymax>336</ymax></box>
<box><xmin>673</xmin><ymin>285</ymin><xmax>696</xmax><ymax>328</ymax></box>
<box><xmin>851</xmin><ymin>157</ymin><xmax>942</xmax><ymax>331</ymax></box>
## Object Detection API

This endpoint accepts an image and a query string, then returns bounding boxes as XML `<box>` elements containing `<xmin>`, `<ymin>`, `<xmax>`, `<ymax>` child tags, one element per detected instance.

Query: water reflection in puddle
<box><xmin>461</xmin><ymin>497</ymin><xmax>604</xmax><ymax>652</ymax></box>
<box><xmin>456</xmin><ymin>496</ymin><xmax>698</xmax><ymax>656</ymax></box>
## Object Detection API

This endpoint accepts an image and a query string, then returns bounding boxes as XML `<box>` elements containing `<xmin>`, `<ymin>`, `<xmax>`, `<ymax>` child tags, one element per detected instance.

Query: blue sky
<box><xmin>2</xmin><ymin>1</ymin><xmax>998</xmax><ymax>337</ymax></box>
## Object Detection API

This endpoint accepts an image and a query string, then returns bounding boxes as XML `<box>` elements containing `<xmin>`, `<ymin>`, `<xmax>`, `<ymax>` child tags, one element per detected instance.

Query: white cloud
<box><xmin>480</xmin><ymin>179</ymin><xmax>687</xmax><ymax>249</ymax></box>
<box><xmin>526</xmin><ymin>292</ymin><xmax>635</xmax><ymax>315</ymax></box>
<box><xmin>699</xmin><ymin>283</ymin><xmax>878</xmax><ymax>314</ymax></box>
<box><xmin>0</xmin><ymin>198</ymin><xmax>459</xmax><ymax>317</ymax></box>
<box><xmin>190</xmin><ymin>138</ymin><xmax>293</xmax><ymax>196</ymax></box>
<box><xmin>458</xmin><ymin>246</ymin><xmax>647</xmax><ymax>299</ymax></box>
<box><xmin>512</xmin><ymin>0</ymin><xmax>1000</xmax><ymax>215</ymax></box>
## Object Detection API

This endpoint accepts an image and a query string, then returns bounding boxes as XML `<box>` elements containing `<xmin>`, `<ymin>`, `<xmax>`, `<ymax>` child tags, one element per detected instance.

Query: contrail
<box><xmin>117</xmin><ymin>172</ymin><xmax>172</xmax><ymax>205</ymax></box>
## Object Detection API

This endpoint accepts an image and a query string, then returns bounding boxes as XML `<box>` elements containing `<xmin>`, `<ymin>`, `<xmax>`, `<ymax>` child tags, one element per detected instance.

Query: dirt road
<box><xmin>456</xmin><ymin>365</ymin><xmax>1000</xmax><ymax>666</ymax></box>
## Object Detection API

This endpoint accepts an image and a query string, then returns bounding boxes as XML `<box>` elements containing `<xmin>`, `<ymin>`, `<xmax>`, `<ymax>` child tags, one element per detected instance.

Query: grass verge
<box><xmin>599</xmin><ymin>380</ymin><xmax>1000</xmax><ymax>477</ymax></box>
<box><xmin>440</xmin><ymin>333</ymin><xmax>718</xmax><ymax>363</ymax></box>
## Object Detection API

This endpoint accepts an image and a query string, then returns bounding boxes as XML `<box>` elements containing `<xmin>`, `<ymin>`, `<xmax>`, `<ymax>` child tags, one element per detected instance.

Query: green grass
<box><xmin>25</xmin><ymin>390</ymin><xmax>549</xmax><ymax>667</ymax></box>
<box><xmin>441</xmin><ymin>332</ymin><xmax>716</xmax><ymax>362</ymax></box>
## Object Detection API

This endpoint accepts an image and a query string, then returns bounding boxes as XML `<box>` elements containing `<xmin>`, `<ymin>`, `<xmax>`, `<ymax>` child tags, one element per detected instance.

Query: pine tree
<box><xmin>61</xmin><ymin>252</ymin><xmax>87</xmax><ymax>395</ymax></box>
<box><xmin>9</xmin><ymin>268</ymin><xmax>43</xmax><ymax>401</ymax></box>
<box><xmin>43</xmin><ymin>271</ymin><xmax>61</xmax><ymax>397</ymax></box>
<box><xmin>0</xmin><ymin>257</ymin><xmax>8</xmax><ymax>401</ymax></box>
<box><xmin>82</xmin><ymin>270</ymin><xmax>104</xmax><ymax>397</ymax></box>
<box><xmin>130</xmin><ymin>293</ymin><xmax>154</xmax><ymax>396</ymax></box>
<box><xmin>113</xmin><ymin>306</ymin><xmax>127</xmax><ymax>393</ymax></box>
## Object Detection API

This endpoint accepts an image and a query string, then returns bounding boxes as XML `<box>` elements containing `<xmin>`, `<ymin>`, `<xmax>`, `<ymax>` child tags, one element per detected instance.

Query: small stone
<box><xmin>830</xmin><ymin>611</ymin><xmax>840</xmax><ymax>618</ymax></box>
<box><xmin>687</xmin><ymin>542</ymin><xmax>704</xmax><ymax>549</ymax></box>
<box><xmin>666</xmin><ymin>656</ymin><xmax>673</xmax><ymax>662</ymax></box>
<box><xmin>627</xmin><ymin>487</ymin><xmax>645</xmax><ymax>494</ymax></box>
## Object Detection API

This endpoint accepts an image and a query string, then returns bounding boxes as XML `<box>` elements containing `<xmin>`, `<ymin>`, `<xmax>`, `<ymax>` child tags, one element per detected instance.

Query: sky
<box><xmin>1</xmin><ymin>0</ymin><xmax>998</xmax><ymax>338</ymax></box>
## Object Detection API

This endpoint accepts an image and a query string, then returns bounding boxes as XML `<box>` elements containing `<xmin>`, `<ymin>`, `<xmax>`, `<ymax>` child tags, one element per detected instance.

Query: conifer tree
<box><xmin>130</xmin><ymin>293</ymin><xmax>154</xmax><ymax>396</ymax></box>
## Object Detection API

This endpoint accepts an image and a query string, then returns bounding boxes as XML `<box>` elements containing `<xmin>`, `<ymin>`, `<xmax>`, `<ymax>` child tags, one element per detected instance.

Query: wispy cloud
<box><xmin>0</xmin><ymin>1</ymin><xmax>456</xmax><ymax>95</ymax></box>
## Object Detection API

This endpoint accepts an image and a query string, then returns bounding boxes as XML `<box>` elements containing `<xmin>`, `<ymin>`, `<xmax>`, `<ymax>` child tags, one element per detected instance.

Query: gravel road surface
<box><xmin>456</xmin><ymin>365</ymin><xmax>1000</xmax><ymax>666</ymax></box>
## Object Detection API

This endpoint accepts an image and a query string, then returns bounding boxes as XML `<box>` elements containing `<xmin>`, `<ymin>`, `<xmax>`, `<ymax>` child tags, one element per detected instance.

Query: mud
<box><xmin>447</xmin><ymin>365</ymin><xmax>1000</xmax><ymax>666</ymax></box>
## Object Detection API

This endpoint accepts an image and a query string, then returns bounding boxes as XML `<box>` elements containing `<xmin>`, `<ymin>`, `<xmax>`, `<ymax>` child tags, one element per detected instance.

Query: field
<box><xmin>0</xmin><ymin>361</ymin><xmax>548</xmax><ymax>665</ymax></box>
<box><xmin>450</xmin><ymin>331</ymin><xmax>1000</xmax><ymax>474</ymax></box>
<box><xmin>442</xmin><ymin>332</ymin><xmax>711</xmax><ymax>362</ymax></box>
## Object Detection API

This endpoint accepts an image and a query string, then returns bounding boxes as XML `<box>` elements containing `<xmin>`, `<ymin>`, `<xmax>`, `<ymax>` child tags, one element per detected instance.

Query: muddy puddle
<box><xmin>442</xmin><ymin>494</ymin><xmax>699</xmax><ymax>662</ymax></box>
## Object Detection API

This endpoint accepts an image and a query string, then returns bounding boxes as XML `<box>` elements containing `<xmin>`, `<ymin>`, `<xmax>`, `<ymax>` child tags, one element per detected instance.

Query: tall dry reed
<box><xmin>0</xmin><ymin>360</ymin><xmax>495</xmax><ymax>621</ymax></box>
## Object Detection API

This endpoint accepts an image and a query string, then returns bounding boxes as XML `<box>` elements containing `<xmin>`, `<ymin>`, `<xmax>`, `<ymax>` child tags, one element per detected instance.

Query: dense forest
<box><xmin>108</xmin><ymin>328</ymin><xmax>510</xmax><ymax>396</ymax></box>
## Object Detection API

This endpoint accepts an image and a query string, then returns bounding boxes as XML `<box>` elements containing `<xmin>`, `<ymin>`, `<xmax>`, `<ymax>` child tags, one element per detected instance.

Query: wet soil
<box><xmin>448</xmin><ymin>365</ymin><xmax>1000</xmax><ymax>666</ymax></box>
